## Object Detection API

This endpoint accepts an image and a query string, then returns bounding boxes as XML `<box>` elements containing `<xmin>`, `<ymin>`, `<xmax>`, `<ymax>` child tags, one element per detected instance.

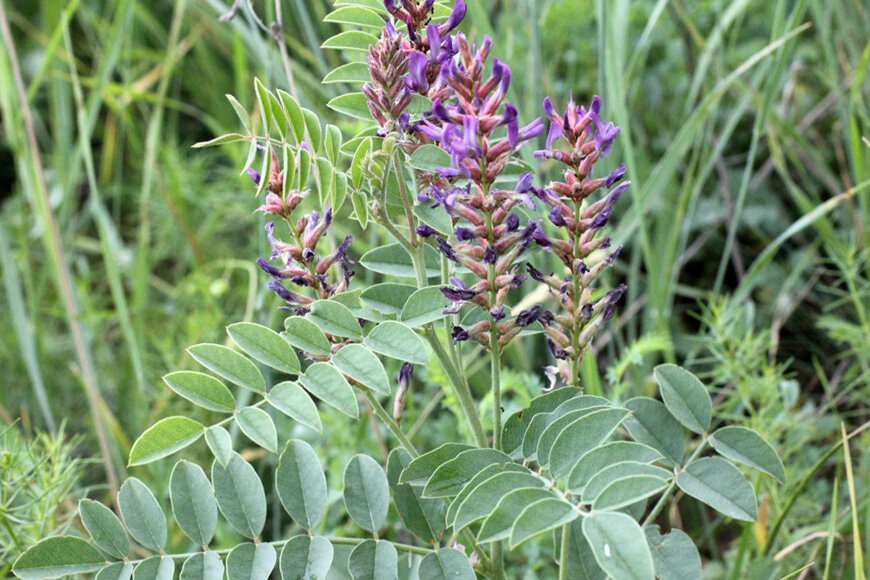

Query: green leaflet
<box><xmin>169</xmin><ymin>461</ymin><xmax>217</xmax><ymax>546</ymax></box>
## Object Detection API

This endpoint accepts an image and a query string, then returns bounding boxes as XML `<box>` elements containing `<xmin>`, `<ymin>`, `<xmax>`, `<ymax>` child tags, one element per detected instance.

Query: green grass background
<box><xmin>1</xmin><ymin>0</ymin><xmax>869</xmax><ymax>576</ymax></box>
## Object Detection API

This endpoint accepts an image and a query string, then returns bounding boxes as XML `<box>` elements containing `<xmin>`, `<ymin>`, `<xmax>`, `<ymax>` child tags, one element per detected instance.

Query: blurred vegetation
<box><xmin>0</xmin><ymin>0</ymin><xmax>869</xmax><ymax>576</ymax></box>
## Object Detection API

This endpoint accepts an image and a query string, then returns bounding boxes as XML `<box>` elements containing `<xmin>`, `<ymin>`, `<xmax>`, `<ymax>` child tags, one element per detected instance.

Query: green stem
<box><xmin>363</xmin><ymin>390</ymin><xmax>418</xmax><ymax>457</ymax></box>
<box><xmin>570</xmin><ymin>200</ymin><xmax>583</xmax><ymax>388</ymax></box>
<box><xmin>393</xmin><ymin>153</ymin><xmax>418</xmax><ymax>247</ymax></box>
<box><xmin>425</xmin><ymin>329</ymin><xmax>488</xmax><ymax>447</ymax></box>
<box><xmin>558</xmin><ymin>522</ymin><xmax>571</xmax><ymax>579</ymax></box>
<box><xmin>489</xmin><ymin>271</ymin><xmax>502</xmax><ymax>451</ymax></box>
<box><xmin>642</xmin><ymin>438</ymin><xmax>709</xmax><ymax>527</ymax></box>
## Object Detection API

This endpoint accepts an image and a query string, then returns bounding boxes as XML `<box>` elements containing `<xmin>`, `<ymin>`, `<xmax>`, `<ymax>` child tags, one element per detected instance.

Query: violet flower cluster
<box><xmin>529</xmin><ymin>95</ymin><xmax>629</xmax><ymax>385</ymax></box>
<box><xmin>368</xmin><ymin>0</ymin><xmax>629</xmax><ymax>384</ymax></box>
<box><xmin>251</xmin><ymin>148</ymin><xmax>354</xmax><ymax>315</ymax></box>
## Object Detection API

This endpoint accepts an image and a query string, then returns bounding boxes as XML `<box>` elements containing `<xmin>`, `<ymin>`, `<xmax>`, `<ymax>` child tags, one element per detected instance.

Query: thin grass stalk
<box><xmin>0</xmin><ymin>0</ymin><xmax>118</xmax><ymax>494</ymax></box>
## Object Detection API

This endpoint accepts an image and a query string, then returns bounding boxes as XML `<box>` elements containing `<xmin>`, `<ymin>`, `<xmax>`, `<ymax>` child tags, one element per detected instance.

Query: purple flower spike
<box><xmin>527</xmin><ymin>263</ymin><xmax>547</xmax><ymax>282</ymax></box>
<box><xmin>407</xmin><ymin>51</ymin><xmax>429</xmax><ymax>92</ymax></box>
<box><xmin>592</xmin><ymin>114</ymin><xmax>621</xmax><ymax>158</ymax></box>
<box><xmin>531</xmin><ymin>225</ymin><xmax>552</xmax><ymax>248</ymax></box>
<box><xmin>549</xmin><ymin>206</ymin><xmax>566</xmax><ymax>227</ymax></box>
<box><xmin>335</xmin><ymin>235</ymin><xmax>354</xmax><ymax>262</ymax></box>
<box><xmin>441</xmin><ymin>286</ymin><xmax>477</xmax><ymax>302</ymax></box>
<box><xmin>591</xmin><ymin>181</ymin><xmax>629</xmax><ymax>230</ymax></box>
<box><xmin>384</xmin><ymin>0</ymin><xmax>397</xmax><ymax>13</ymax></box>
<box><xmin>257</xmin><ymin>257</ymin><xmax>283</xmax><ymax>279</ymax></box>
<box><xmin>543</xmin><ymin>97</ymin><xmax>557</xmax><ymax>120</ymax></box>
<box><xmin>417</xmin><ymin>225</ymin><xmax>438</xmax><ymax>238</ymax></box>
<box><xmin>398</xmin><ymin>362</ymin><xmax>413</xmax><ymax>391</ymax></box>
<box><xmin>501</xmin><ymin>103</ymin><xmax>518</xmax><ymax>147</ymax></box>
<box><xmin>483</xmin><ymin>246</ymin><xmax>498</xmax><ymax>264</ymax></box>
<box><xmin>606</xmin><ymin>163</ymin><xmax>627</xmax><ymax>188</ymax></box>
<box><xmin>444</xmin><ymin>0</ymin><xmax>466</xmax><ymax>32</ymax></box>
<box><xmin>516</xmin><ymin>305</ymin><xmax>542</xmax><ymax>327</ymax></box>
<box><xmin>490</xmin><ymin>306</ymin><xmax>506</xmax><ymax>321</ymax></box>
<box><xmin>515</xmin><ymin>171</ymin><xmax>533</xmax><ymax>193</ymax></box>
<box><xmin>545</xmin><ymin>120</ymin><xmax>562</xmax><ymax>149</ymax></box>
<box><xmin>247</xmin><ymin>167</ymin><xmax>261</xmax><ymax>185</ymax></box>
<box><xmin>454</xmin><ymin>226</ymin><xmax>475</xmax><ymax>241</ymax></box>
<box><xmin>302</xmin><ymin>248</ymin><xmax>316</xmax><ymax>262</ymax></box>
<box><xmin>437</xmin><ymin>237</ymin><xmax>458</xmax><ymax>262</ymax></box>
<box><xmin>267</xmin><ymin>280</ymin><xmax>294</xmax><ymax>302</ymax></box>
<box><xmin>452</xmin><ymin>325</ymin><xmax>470</xmax><ymax>343</ymax></box>
<box><xmin>605</xmin><ymin>245</ymin><xmax>623</xmax><ymax>266</ymax></box>
<box><xmin>506</xmin><ymin>213</ymin><xmax>520</xmax><ymax>232</ymax></box>
<box><xmin>590</xmin><ymin>95</ymin><xmax>602</xmax><ymax>115</ymax></box>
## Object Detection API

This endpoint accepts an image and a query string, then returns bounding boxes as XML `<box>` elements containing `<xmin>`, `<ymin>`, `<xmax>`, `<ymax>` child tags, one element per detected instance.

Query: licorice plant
<box><xmin>13</xmin><ymin>2</ymin><xmax>784</xmax><ymax>579</ymax></box>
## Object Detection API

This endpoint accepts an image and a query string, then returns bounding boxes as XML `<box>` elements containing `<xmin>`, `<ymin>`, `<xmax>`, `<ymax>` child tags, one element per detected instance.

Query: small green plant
<box><xmin>12</xmin><ymin>2</ymin><xmax>785</xmax><ymax>578</ymax></box>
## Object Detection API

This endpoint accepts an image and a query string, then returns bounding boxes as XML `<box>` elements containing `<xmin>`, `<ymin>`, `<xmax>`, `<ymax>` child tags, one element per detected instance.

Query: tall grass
<box><xmin>0</xmin><ymin>0</ymin><xmax>868</xmax><ymax>574</ymax></box>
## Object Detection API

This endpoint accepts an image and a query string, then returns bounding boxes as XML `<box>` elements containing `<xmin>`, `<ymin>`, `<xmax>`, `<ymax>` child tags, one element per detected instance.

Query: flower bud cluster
<box><xmin>251</xmin><ymin>149</ymin><xmax>354</xmax><ymax>314</ymax></box>
<box><xmin>529</xmin><ymin>95</ymin><xmax>629</xmax><ymax>384</ymax></box>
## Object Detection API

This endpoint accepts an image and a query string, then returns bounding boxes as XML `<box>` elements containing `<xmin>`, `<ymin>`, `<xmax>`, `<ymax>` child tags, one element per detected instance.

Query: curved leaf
<box><xmin>445</xmin><ymin>464</ymin><xmax>525</xmax><ymax>529</ymax></box>
<box><xmin>95</xmin><ymin>562</ymin><xmax>134</xmax><ymax>580</ymax></box>
<box><xmin>347</xmin><ymin>539</ymin><xmax>398</xmax><ymax>580</ymax></box>
<box><xmin>204</xmin><ymin>425</ymin><xmax>233</xmax><ymax>468</ymax></box>
<box><xmin>509</xmin><ymin>497</ymin><xmax>579</xmax><ymax>548</ymax></box>
<box><xmin>359</xmin><ymin>244</ymin><xmax>441</xmax><ymax>278</ymax></box>
<box><xmin>593</xmin><ymin>476</ymin><xmax>669</xmax><ymax>512</ymax></box>
<box><xmin>235</xmin><ymin>406</ymin><xmax>278</xmax><ymax>452</ymax></box>
<box><xmin>624</xmin><ymin>397</ymin><xmax>684</xmax><ymax>466</ymax></box>
<box><xmin>276</xmin><ymin>440</ymin><xmax>327</xmax><ymax>530</ymax></box>
<box><xmin>546</xmin><ymin>408</ymin><xmax>630</xmax><ymax>477</ymax></box>
<box><xmin>452</xmin><ymin>471</ymin><xmax>544</xmax><ymax>532</ymax></box>
<box><xmin>583</xmin><ymin>462</ymin><xmax>672</xmax><ymax>503</ymax></box>
<box><xmin>79</xmin><ymin>500</ymin><xmax>129</xmax><ymax>560</ymax></box>
<box><xmin>227</xmin><ymin>322</ymin><xmax>300</xmax><ymax>374</ymax></box>
<box><xmin>709</xmin><ymin>426</ymin><xmax>785</xmax><ymax>482</ymax></box>
<box><xmin>477</xmin><ymin>487</ymin><xmax>554</xmax><ymax>543</ymax></box>
<box><xmin>644</xmin><ymin>526</ymin><xmax>703</xmax><ymax>580</ymax></box>
<box><xmin>265</xmin><ymin>381</ymin><xmax>322</xmax><ymax>432</ymax></box>
<box><xmin>360</xmin><ymin>284</ymin><xmax>416</xmax><ymax>315</ymax></box>
<box><xmin>188</xmin><ymin>343</ymin><xmax>265</xmax><ymax>393</ymax></box>
<box><xmin>654</xmin><ymin>364</ymin><xmax>712</xmax><ymax>434</ymax></box>
<box><xmin>502</xmin><ymin>387</ymin><xmax>581</xmax><ymax>457</ymax></box>
<box><xmin>280</xmin><ymin>535</ymin><xmax>333</xmax><ymax>580</ymax></box>
<box><xmin>331</xmin><ymin>344</ymin><xmax>391</xmax><ymax>396</ymax></box>
<box><xmin>12</xmin><ymin>537</ymin><xmax>106</xmax><ymax>580</ymax></box>
<box><xmin>344</xmin><ymin>454</ymin><xmax>390</xmax><ymax>533</ymax></box>
<box><xmin>308</xmin><ymin>300</ymin><xmax>363</xmax><ymax>340</ymax></box>
<box><xmin>129</xmin><ymin>416</ymin><xmax>204</xmax><ymax>466</ymax></box>
<box><xmin>118</xmin><ymin>478</ymin><xmax>166</xmax><ymax>552</ymax></box>
<box><xmin>398</xmin><ymin>442</ymin><xmax>474</xmax><ymax>486</ymax></box>
<box><xmin>321</xmin><ymin>30</ymin><xmax>379</xmax><ymax>52</ymax></box>
<box><xmin>386</xmin><ymin>449</ymin><xmax>446</xmax><ymax>544</ymax></box>
<box><xmin>422</xmin><ymin>449</ymin><xmax>511</xmax><ymax>498</ymax></box>
<box><xmin>162</xmin><ymin>371</ymin><xmax>236</xmax><ymax>413</ymax></box>
<box><xmin>676</xmin><ymin>457</ymin><xmax>757</xmax><ymax>521</ymax></box>
<box><xmin>132</xmin><ymin>556</ymin><xmax>173</xmax><ymax>580</ymax></box>
<box><xmin>169</xmin><ymin>461</ymin><xmax>217</xmax><ymax>546</ymax></box>
<box><xmin>225</xmin><ymin>543</ymin><xmax>276</xmax><ymax>580</ymax></box>
<box><xmin>418</xmin><ymin>549</ymin><xmax>475</xmax><ymax>580</ymax></box>
<box><xmin>400</xmin><ymin>286</ymin><xmax>451</xmax><ymax>327</ymax></box>
<box><xmin>179</xmin><ymin>552</ymin><xmax>223</xmax><ymax>580</ymax></box>
<box><xmin>365</xmin><ymin>321</ymin><xmax>429</xmax><ymax>364</ymax></box>
<box><xmin>568</xmin><ymin>441</ymin><xmax>663</xmax><ymax>494</ymax></box>
<box><xmin>299</xmin><ymin>362</ymin><xmax>359</xmax><ymax>418</ymax></box>
<box><xmin>212</xmin><ymin>453</ymin><xmax>267</xmax><ymax>538</ymax></box>
<box><xmin>582</xmin><ymin>511</ymin><xmax>655</xmax><ymax>580</ymax></box>
<box><xmin>283</xmin><ymin>317</ymin><xmax>332</xmax><ymax>356</ymax></box>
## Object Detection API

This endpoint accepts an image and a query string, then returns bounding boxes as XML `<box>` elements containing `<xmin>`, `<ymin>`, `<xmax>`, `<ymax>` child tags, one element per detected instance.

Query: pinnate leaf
<box><xmin>399</xmin><ymin>443</ymin><xmax>473</xmax><ymax>486</ymax></box>
<box><xmin>13</xmin><ymin>536</ymin><xmax>106</xmax><ymax>580</ymax></box>
<box><xmin>129</xmin><ymin>416</ymin><xmax>204</xmax><ymax>466</ymax></box>
<box><xmin>568</xmin><ymin>441</ymin><xmax>663</xmax><ymax>494</ymax></box>
<box><xmin>265</xmin><ymin>381</ymin><xmax>322</xmax><ymax>432</ymax></box>
<box><xmin>624</xmin><ymin>397</ymin><xmax>684</xmax><ymax>465</ymax></box>
<box><xmin>299</xmin><ymin>362</ymin><xmax>359</xmax><ymax>417</ymax></box>
<box><xmin>331</xmin><ymin>344</ymin><xmax>391</xmax><ymax>396</ymax></box>
<box><xmin>79</xmin><ymin>500</ymin><xmax>129</xmax><ymax>560</ymax></box>
<box><xmin>654</xmin><ymin>364</ymin><xmax>712</xmax><ymax>434</ymax></box>
<box><xmin>204</xmin><ymin>425</ymin><xmax>233</xmax><ymax>468</ymax></box>
<box><xmin>709</xmin><ymin>426</ymin><xmax>785</xmax><ymax>482</ymax></box>
<box><xmin>365</xmin><ymin>321</ymin><xmax>429</xmax><ymax>365</ymax></box>
<box><xmin>644</xmin><ymin>526</ymin><xmax>703</xmax><ymax>580</ymax></box>
<box><xmin>386</xmin><ymin>449</ymin><xmax>446</xmax><ymax>544</ymax></box>
<box><xmin>276</xmin><ymin>440</ymin><xmax>327</xmax><ymax>530</ymax></box>
<box><xmin>280</xmin><ymin>536</ymin><xmax>333</xmax><ymax>580</ymax></box>
<box><xmin>344</xmin><ymin>454</ymin><xmax>390</xmax><ymax>533</ymax></box>
<box><xmin>582</xmin><ymin>512</ymin><xmax>655</xmax><ymax>580</ymax></box>
<box><xmin>188</xmin><ymin>343</ymin><xmax>265</xmax><ymax>393</ymax></box>
<box><xmin>227</xmin><ymin>322</ymin><xmax>300</xmax><ymax>374</ymax></box>
<box><xmin>118</xmin><ymin>478</ymin><xmax>166</xmax><ymax>552</ymax></box>
<box><xmin>418</xmin><ymin>549</ymin><xmax>475</xmax><ymax>580</ymax></box>
<box><xmin>169</xmin><ymin>461</ymin><xmax>217</xmax><ymax>546</ymax></box>
<box><xmin>179</xmin><ymin>552</ymin><xmax>223</xmax><ymax>580</ymax></box>
<box><xmin>212</xmin><ymin>453</ymin><xmax>267</xmax><ymax>538</ymax></box>
<box><xmin>676</xmin><ymin>457</ymin><xmax>757</xmax><ymax>521</ymax></box>
<box><xmin>510</xmin><ymin>497</ymin><xmax>579</xmax><ymax>548</ymax></box>
<box><xmin>225</xmin><ymin>543</ymin><xmax>276</xmax><ymax>580</ymax></box>
<box><xmin>283</xmin><ymin>317</ymin><xmax>332</xmax><ymax>356</ymax></box>
<box><xmin>422</xmin><ymin>449</ymin><xmax>511</xmax><ymax>498</ymax></box>
<box><xmin>162</xmin><ymin>371</ymin><xmax>236</xmax><ymax>413</ymax></box>
<box><xmin>235</xmin><ymin>406</ymin><xmax>278</xmax><ymax>452</ymax></box>
<box><xmin>347</xmin><ymin>540</ymin><xmax>398</xmax><ymax>580</ymax></box>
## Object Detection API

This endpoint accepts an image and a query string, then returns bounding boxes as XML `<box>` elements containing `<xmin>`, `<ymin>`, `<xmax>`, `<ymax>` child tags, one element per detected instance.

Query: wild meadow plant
<box><xmin>13</xmin><ymin>2</ymin><xmax>785</xmax><ymax>579</ymax></box>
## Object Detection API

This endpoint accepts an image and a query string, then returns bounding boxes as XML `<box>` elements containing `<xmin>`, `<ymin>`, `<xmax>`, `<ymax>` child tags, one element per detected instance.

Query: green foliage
<box><xmin>4</xmin><ymin>0</ymin><xmax>869</xmax><ymax>577</ymax></box>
